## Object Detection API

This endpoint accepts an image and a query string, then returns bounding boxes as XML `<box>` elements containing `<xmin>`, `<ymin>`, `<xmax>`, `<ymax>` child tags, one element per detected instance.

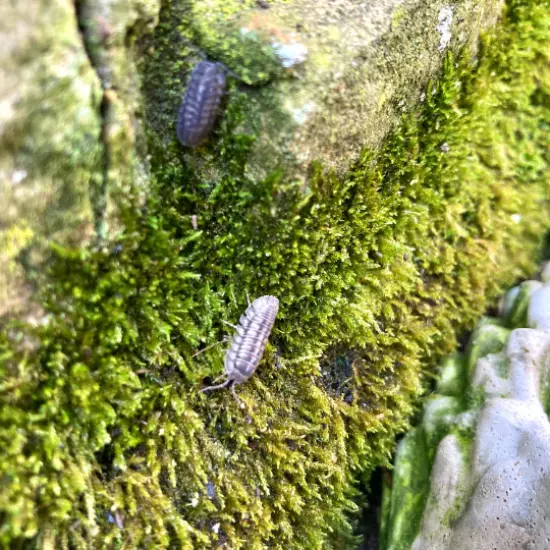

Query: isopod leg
<box><xmin>211</xmin><ymin>373</ymin><xmax>227</xmax><ymax>384</ymax></box>
<box><xmin>192</xmin><ymin>340</ymin><xmax>224</xmax><ymax>358</ymax></box>
<box><xmin>222</xmin><ymin>320</ymin><xmax>239</xmax><ymax>330</ymax></box>
<box><xmin>200</xmin><ymin>378</ymin><xmax>231</xmax><ymax>393</ymax></box>
<box><xmin>231</xmin><ymin>384</ymin><xmax>246</xmax><ymax>409</ymax></box>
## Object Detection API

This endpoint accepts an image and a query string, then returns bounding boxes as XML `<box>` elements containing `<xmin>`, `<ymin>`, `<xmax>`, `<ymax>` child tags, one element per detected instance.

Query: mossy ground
<box><xmin>1</xmin><ymin>0</ymin><xmax>550</xmax><ymax>548</ymax></box>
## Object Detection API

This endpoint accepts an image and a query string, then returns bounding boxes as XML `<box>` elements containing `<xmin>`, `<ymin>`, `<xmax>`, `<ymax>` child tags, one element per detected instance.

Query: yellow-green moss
<box><xmin>1</xmin><ymin>0</ymin><xmax>550</xmax><ymax>548</ymax></box>
<box><xmin>0</xmin><ymin>225</ymin><xmax>35</xmax><ymax>316</ymax></box>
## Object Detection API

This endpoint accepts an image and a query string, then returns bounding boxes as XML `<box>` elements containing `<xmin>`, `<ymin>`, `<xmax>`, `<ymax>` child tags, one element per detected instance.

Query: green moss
<box><xmin>422</xmin><ymin>396</ymin><xmax>464</xmax><ymax>462</ymax></box>
<box><xmin>188</xmin><ymin>0</ymin><xmax>284</xmax><ymax>85</ymax></box>
<box><xmin>390</xmin><ymin>6</ymin><xmax>407</xmax><ymax>30</ymax></box>
<box><xmin>2</xmin><ymin>0</ymin><xmax>550</xmax><ymax>548</ymax></box>
<box><xmin>465</xmin><ymin>319</ymin><xmax>510</xmax><ymax>375</ymax></box>
<box><xmin>379</xmin><ymin>471</ymin><xmax>393</xmax><ymax>550</ymax></box>
<box><xmin>543</xmin><ymin>379</ymin><xmax>550</xmax><ymax>417</ymax></box>
<box><xmin>503</xmin><ymin>280</ymin><xmax>543</xmax><ymax>328</ymax></box>
<box><xmin>439</xmin><ymin>434</ymin><xmax>472</xmax><ymax>528</ymax></box>
<box><xmin>381</xmin><ymin>428</ymin><xmax>430</xmax><ymax>550</ymax></box>
<box><xmin>436</xmin><ymin>352</ymin><xmax>467</xmax><ymax>397</ymax></box>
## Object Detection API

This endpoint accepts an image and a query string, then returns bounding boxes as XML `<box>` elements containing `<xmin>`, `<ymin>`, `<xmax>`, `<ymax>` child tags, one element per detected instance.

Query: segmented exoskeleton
<box><xmin>176</xmin><ymin>61</ymin><xmax>227</xmax><ymax>147</ymax></box>
<box><xmin>200</xmin><ymin>295</ymin><xmax>279</xmax><ymax>405</ymax></box>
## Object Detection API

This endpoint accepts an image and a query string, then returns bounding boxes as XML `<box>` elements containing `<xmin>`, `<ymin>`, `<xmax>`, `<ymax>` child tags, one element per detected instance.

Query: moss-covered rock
<box><xmin>75</xmin><ymin>0</ymin><xmax>161</xmax><ymax>237</ymax></box>
<box><xmin>0</xmin><ymin>0</ymin><xmax>161</xmax><ymax>321</ymax></box>
<box><xmin>141</xmin><ymin>0</ymin><xmax>503</xmax><ymax>186</ymax></box>
<box><xmin>0</xmin><ymin>0</ymin><xmax>103</xmax><ymax>320</ymax></box>
<box><xmin>1</xmin><ymin>0</ymin><xmax>550</xmax><ymax>548</ymax></box>
<box><xmin>379</xmin><ymin>428</ymin><xmax>431</xmax><ymax>550</ymax></box>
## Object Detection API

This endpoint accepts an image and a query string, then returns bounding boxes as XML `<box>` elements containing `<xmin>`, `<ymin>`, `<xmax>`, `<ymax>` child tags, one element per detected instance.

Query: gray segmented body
<box><xmin>176</xmin><ymin>61</ymin><xmax>226</xmax><ymax>148</ymax></box>
<box><xmin>200</xmin><ymin>296</ymin><xmax>279</xmax><ymax>403</ymax></box>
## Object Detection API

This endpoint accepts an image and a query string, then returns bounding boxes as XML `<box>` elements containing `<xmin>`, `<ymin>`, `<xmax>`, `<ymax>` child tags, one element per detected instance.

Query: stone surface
<box><xmin>0</xmin><ymin>0</ymin><xmax>102</xmax><ymax>321</ymax></box>
<box><xmin>452</xmin><ymin>396</ymin><xmax>550</xmax><ymax>550</ymax></box>
<box><xmin>143</xmin><ymin>0</ymin><xmax>504</xmax><ymax>187</ymax></box>
<box><xmin>382</xmin><ymin>264</ymin><xmax>550</xmax><ymax>550</ymax></box>
<box><xmin>0</xmin><ymin>0</ymin><xmax>159</xmax><ymax>322</ymax></box>
<box><xmin>470</xmin><ymin>351</ymin><xmax>510</xmax><ymax>397</ymax></box>
<box><xmin>411</xmin><ymin>435</ymin><xmax>467</xmax><ymax>550</ymax></box>
<box><xmin>74</xmin><ymin>0</ymin><xmax>160</xmax><ymax>236</ymax></box>
<box><xmin>528</xmin><ymin>284</ymin><xmax>550</xmax><ymax>330</ymax></box>
<box><xmin>506</xmin><ymin>328</ymin><xmax>549</xmax><ymax>400</ymax></box>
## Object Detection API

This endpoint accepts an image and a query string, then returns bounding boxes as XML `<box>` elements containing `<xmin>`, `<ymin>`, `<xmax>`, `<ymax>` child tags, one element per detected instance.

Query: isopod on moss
<box><xmin>176</xmin><ymin>61</ymin><xmax>227</xmax><ymax>148</ymax></box>
<box><xmin>200</xmin><ymin>295</ymin><xmax>279</xmax><ymax>406</ymax></box>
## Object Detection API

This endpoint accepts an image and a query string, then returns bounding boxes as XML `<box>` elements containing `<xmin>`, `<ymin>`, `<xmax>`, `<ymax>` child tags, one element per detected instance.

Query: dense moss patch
<box><xmin>1</xmin><ymin>0</ymin><xmax>550</xmax><ymax>547</ymax></box>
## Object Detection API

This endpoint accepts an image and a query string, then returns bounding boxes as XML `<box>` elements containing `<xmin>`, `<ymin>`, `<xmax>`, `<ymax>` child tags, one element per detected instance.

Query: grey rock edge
<box><xmin>380</xmin><ymin>260</ymin><xmax>550</xmax><ymax>550</ymax></box>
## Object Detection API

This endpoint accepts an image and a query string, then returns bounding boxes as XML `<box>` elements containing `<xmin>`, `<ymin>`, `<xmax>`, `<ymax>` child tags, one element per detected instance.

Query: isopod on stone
<box><xmin>176</xmin><ymin>61</ymin><xmax>227</xmax><ymax>147</ymax></box>
<box><xmin>200</xmin><ymin>295</ymin><xmax>279</xmax><ymax>406</ymax></box>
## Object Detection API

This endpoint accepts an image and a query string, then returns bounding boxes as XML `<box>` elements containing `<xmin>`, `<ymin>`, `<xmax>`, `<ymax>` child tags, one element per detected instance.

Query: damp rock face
<box><xmin>0</xmin><ymin>0</ymin><xmax>159</xmax><ymax>321</ymax></box>
<box><xmin>143</xmin><ymin>0</ymin><xmax>503</xmax><ymax>186</ymax></box>
<box><xmin>380</xmin><ymin>268</ymin><xmax>550</xmax><ymax>550</ymax></box>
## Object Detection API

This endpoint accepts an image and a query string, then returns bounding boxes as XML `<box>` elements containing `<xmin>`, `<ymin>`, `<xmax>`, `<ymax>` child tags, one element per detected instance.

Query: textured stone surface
<box><xmin>452</xmin><ymin>396</ymin><xmax>550</xmax><ymax>550</ymax></box>
<box><xmin>0</xmin><ymin>0</ymin><xmax>102</xmax><ymax>321</ymax></box>
<box><xmin>409</xmin><ymin>332</ymin><xmax>550</xmax><ymax>549</ymax></box>
<box><xmin>410</xmin><ymin>435</ymin><xmax>466</xmax><ymax>550</ymax></box>
<box><xmin>143</xmin><ymin>0</ymin><xmax>504</xmax><ymax>187</ymax></box>
<box><xmin>73</xmin><ymin>0</ymin><xmax>160</xmax><ymax>239</ymax></box>
<box><xmin>528</xmin><ymin>284</ymin><xmax>550</xmax><ymax>330</ymax></box>
<box><xmin>382</xmin><ymin>264</ymin><xmax>550</xmax><ymax>550</ymax></box>
<box><xmin>0</xmin><ymin>0</ymin><xmax>159</xmax><ymax>321</ymax></box>
<box><xmin>470</xmin><ymin>351</ymin><xmax>510</xmax><ymax>397</ymax></box>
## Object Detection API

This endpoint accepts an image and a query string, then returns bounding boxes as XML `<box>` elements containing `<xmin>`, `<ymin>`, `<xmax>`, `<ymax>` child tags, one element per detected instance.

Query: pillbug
<box><xmin>176</xmin><ymin>61</ymin><xmax>227</xmax><ymax>148</ymax></box>
<box><xmin>200</xmin><ymin>295</ymin><xmax>279</xmax><ymax>406</ymax></box>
